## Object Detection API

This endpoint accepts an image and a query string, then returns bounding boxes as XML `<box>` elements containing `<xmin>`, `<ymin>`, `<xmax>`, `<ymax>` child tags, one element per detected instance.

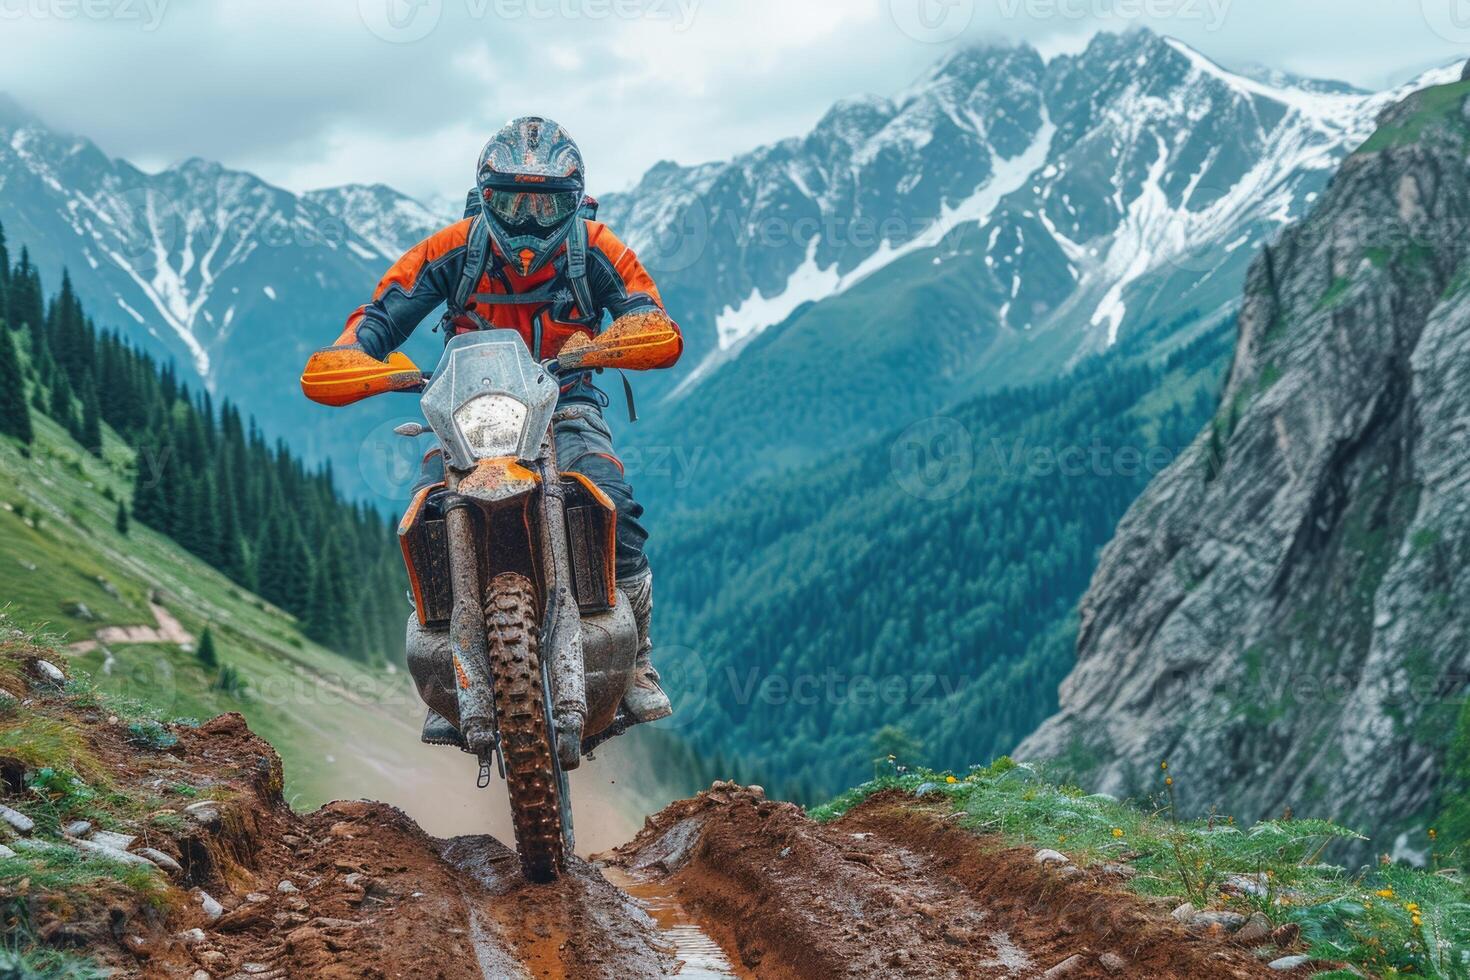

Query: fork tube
<box><xmin>444</xmin><ymin>497</ymin><xmax>496</xmax><ymax>756</ymax></box>
<box><xmin>536</xmin><ymin>444</ymin><xmax>587</xmax><ymax>743</ymax></box>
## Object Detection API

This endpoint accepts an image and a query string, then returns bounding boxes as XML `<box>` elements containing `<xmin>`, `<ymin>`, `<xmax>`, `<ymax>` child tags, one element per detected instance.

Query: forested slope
<box><xmin>649</xmin><ymin>322</ymin><xmax>1231</xmax><ymax>798</ymax></box>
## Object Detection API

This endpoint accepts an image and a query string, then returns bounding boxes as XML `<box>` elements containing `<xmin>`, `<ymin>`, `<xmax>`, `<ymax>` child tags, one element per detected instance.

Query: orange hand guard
<box><xmin>301</xmin><ymin>347</ymin><xmax>424</xmax><ymax>407</ymax></box>
<box><xmin>557</xmin><ymin>311</ymin><xmax>683</xmax><ymax>374</ymax></box>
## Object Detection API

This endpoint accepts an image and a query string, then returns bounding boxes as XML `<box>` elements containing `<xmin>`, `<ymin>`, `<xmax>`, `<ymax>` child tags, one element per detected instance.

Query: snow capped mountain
<box><xmin>0</xmin><ymin>115</ymin><xmax>447</xmax><ymax>385</ymax></box>
<box><xmin>304</xmin><ymin>184</ymin><xmax>448</xmax><ymax>262</ymax></box>
<box><xmin>0</xmin><ymin>111</ymin><xmax>453</xmax><ymax>502</ymax></box>
<box><xmin>593</xmin><ymin>29</ymin><xmax>1462</xmax><ymax>513</ymax></box>
<box><xmin>602</xmin><ymin>29</ymin><xmax>1460</xmax><ymax>415</ymax></box>
<box><xmin>0</xmin><ymin>30</ymin><xmax>1457</xmax><ymax>508</ymax></box>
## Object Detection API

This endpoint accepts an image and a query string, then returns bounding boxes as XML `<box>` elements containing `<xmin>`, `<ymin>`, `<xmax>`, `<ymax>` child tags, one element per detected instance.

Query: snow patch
<box><xmin>670</xmin><ymin>114</ymin><xmax>1057</xmax><ymax>400</ymax></box>
<box><xmin>115</xmin><ymin>298</ymin><xmax>146</xmax><ymax>324</ymax></box>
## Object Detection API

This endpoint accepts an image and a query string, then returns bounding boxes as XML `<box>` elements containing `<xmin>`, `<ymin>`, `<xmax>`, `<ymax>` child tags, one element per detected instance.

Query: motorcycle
<box><xmin>300</xmin><ymin>313</ymin><xmax>682</xmax><ymax>880</ymax></box>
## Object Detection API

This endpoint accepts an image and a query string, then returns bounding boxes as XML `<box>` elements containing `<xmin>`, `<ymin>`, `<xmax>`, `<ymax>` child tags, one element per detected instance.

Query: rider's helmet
<box><xmin>477</xmin><ymin>116</ymin><xmax>585</xmax><ymax>277</ymax></box>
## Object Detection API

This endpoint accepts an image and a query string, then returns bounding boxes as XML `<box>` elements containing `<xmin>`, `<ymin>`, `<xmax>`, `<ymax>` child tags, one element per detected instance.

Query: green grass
<box><xmin>0</xmin><ymin>846</ymin><xmax>170</xmax><ymax>911</ymax></box>
<box><xmin>0</xmin><ymin>946</ymin><xmax>108</xmax><ymax>980</ymax></box>
<box><xmin>0</xmin><ymin>412</ymin><xmax>450</xmax><ymax>812</ymax></box>
<box><xmin>1318</xmin><ymin>277</ymin><xmax>1353</xmax><ymax>311</ymax></box>
<box><xmin>1360</xmin><ymin>80</ymin><xmax>1470</xmax><ymax>154</ymax></box>
<box><xmin>813</xmin><ymin>761</ymin><xmax>1470</xmax><ymax>979</ymax></box>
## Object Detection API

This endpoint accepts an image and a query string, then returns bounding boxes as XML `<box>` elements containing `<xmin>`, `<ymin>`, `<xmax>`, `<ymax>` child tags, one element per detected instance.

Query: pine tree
<box><xmin>9</xmin><ymin>248</ymin><xmax>44</xmax><ymax>337</ymax></box>
<box><xmin>0</xmin><ymin>326</ymin><xmax>32</xmax><ymax>444</ymax></box>
<box><xmin>0</xmin><ymin>221</ymin><xmax>411</xmax><ymax>668</ymax></box>
<box><xmin>0</xmin><ymin>220</ymin><xmax>10</xmax><ymax>309</ymax></box>
<box><xmin>79</xmin><ymin>371</ymin><xmax>102</xmax><ymax>454</ymax></box>
<box><xmin>196</xmin><ymin>626</ymin><xmax>218</xmax><ymax>669</ymax></box>
<box><xmin>305</xmin><ymin>537</ymin><xmax>349</xmax><ymax>646</ymax></box>
<box><xmin>48</xmin><ymin>372</ymin><xmax>74</xmax><ymax>431</ymax></box>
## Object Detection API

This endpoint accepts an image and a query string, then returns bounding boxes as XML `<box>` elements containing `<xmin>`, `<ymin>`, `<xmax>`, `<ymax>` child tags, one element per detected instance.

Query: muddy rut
<box><xmin>141</xmin><ymin>755</ymin><xmax>1318</xmax><ymax>979</ymax></box>
<box><xmin>4</xmin><ymin>676</ymin><xmax>1323</xmax><ymax>979</ymax></box>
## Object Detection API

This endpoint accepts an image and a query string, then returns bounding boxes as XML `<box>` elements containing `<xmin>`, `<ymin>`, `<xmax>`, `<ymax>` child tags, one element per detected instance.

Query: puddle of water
<box><xmin>602</xmin><ymin>868</ymin><xmax>752</xmax><ymax>979</ymax></box>
<box><xmin>465</xmin><ymin>903</ymin><xmax>531</xmax><ymax>980</ymax></box>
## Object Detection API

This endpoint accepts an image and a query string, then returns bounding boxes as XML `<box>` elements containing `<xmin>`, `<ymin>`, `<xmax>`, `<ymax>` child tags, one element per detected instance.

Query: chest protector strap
<box><xmin>449</xmin><ymin>212</ymin><xmax>598</xmax><ymax>324</ymax></box>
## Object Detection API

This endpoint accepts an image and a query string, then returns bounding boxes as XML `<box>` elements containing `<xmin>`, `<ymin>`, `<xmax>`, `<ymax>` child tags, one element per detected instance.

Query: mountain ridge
<box><xmin>1016</xmin><ymin>75</ymin><xmax>1470</xmax><ymax>855</ymax></box>
<box><xmin>0</xmin><ymin>32</ymin><xmax>1458</xmax><ymax>509</ymax></box>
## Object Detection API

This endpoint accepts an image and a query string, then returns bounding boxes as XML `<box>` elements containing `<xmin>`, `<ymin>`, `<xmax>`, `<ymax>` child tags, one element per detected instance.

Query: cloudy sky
<box><xmin>0</xmin><ymin>0</ymin><xmax>1463</xmax><ymax>206</ymax></box>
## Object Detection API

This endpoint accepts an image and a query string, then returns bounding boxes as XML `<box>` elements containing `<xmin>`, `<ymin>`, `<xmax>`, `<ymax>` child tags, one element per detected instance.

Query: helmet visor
<box><xmin>486</xmin><ymin>189</ymin><xmax>580</xmax><ymax>229</ymax></box>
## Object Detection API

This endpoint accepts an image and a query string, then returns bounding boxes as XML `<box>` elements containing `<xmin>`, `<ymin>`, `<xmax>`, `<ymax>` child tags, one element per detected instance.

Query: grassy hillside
<box><xmin>816</xmin><ymin>760</ymin><xmax>1470</xmax><ymax>978</ymax></box>
<box><xmin>0</xmin><ymin>407</ymin><xmax>466</xmax><ymax>813</ymax></box>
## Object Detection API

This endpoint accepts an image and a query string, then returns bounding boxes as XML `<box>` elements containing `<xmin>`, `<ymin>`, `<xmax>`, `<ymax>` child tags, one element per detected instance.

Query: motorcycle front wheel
<box><xmin>485</xmin><ymin>571</ymin><xmax>566</xmax><ymax>882</ymax></box>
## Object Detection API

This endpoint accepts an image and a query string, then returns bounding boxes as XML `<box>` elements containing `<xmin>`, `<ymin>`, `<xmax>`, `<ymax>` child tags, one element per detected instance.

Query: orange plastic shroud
<box><xmin>301</xmin><ymin>347</ymin><xmax>424</xmax><ymax>407</ymax></box>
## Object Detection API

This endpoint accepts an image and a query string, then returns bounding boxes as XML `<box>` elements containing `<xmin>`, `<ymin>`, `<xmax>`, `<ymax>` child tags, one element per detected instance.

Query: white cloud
<box><xmin>0</xmin><ymin>0</ymin><xmax>1454</xmax><ymax>203</ymax></box>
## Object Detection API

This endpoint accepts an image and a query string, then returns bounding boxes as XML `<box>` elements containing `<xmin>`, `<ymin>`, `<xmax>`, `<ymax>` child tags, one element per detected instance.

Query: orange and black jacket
<box><xmin>336</xmin><ymin>218</ymin><xmax>680</xmax><ymax>399</ymax></box>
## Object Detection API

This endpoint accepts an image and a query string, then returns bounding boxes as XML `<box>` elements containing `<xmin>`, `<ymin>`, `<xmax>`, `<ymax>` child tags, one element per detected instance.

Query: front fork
<box><xmin>440</xmin><ymin>448</ymin><xmax>589</xmax><ymax>774</ymax></box>
<box><xmin>443</xmin><ymin>493</ymin><xmax>500</xmax><ymax>761</ymax></box>
<box><xmin>536</xmin><ymin>439</ymin><xmax>588</xmax><ymax>771</ymax></box>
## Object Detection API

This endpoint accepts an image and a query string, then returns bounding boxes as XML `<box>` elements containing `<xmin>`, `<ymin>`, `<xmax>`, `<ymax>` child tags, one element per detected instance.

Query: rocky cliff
<box><xmin>1018</xmin><ymin>76</ymin><xmax>1470</xmax><ymax>856</ymax></box>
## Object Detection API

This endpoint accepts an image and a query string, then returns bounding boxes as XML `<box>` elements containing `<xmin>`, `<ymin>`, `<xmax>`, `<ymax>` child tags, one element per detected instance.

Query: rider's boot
<box><xmin>618</xmin><ymin>568</ymin><xmax>672</xmax><ymax>722</ymax></box>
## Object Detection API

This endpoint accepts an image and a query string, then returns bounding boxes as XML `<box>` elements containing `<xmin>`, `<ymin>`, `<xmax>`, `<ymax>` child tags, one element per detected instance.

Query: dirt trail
<box><xmin>142</xmin><ymin>773</ymin><xmax>1322</xmax><ymax>979</ymax></box>
<box><xmin>3</xmin><ymin>666</ymin><xmax>1329</xmax><ymax>979</ymax></box>
<box><xmin>68</xmin><ymin>600</ymin><xmax>196</xmax><ymax>655</ymax></box>
<box><xmin>599</xmin><ymin>785</ymin><xmax>1310</xmax><ymax>980</ymax></box>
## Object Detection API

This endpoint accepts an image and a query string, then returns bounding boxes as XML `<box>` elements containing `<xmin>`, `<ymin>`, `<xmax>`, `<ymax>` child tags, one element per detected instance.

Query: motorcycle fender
<box><xmin>398</xmin><ymin>482</ymin><xmax>446</xmax><ymax>627</ymax></box>
<box><xmin>456</xmin><ymin>457</ymin><xmax>540</xmax><ymax>506</ymax></box>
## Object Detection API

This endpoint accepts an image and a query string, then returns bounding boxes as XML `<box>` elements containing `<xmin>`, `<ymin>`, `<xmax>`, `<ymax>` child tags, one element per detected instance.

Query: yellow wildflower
<box><xmin>1161</xmin><ymin>761</ymin><xmax>1168</xmax><ymax>771</ymax></box>
<box><xmin>946</xmin><ymin>775</ymin><xmax>957</xmax><ymax>784</ymax></box>
<box><xmin>1112</xmin><ymin>828</ymin><xmax>1125</xmax><ymax>839</ymax></box>
<box><xmin>1376</xmin><ymin>888</ymin><xmax>1395</xmax><ymax>899</ymax></box>
<box><xmin>1165</xmin><ymin>777</ymin><xmax>1173</xmax><ymax>787</ymax></box>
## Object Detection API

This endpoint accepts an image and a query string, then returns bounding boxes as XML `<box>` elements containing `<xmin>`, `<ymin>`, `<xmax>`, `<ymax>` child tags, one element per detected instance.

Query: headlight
<box><xmin>453</xmin><ymin>393</ymin><xmax>528</xmax><ymax>459</ymax></box>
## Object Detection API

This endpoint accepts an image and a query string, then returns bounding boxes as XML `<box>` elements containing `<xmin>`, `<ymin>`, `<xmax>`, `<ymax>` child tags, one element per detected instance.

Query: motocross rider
<box><xmin>329</xmin><ymin>117</ymin><xmax>680</xmax><ymax>736</ymax></box>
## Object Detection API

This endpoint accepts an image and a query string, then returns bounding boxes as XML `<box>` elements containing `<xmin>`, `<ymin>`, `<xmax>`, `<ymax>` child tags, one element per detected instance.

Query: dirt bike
<box><xmin>300</xmin><ymin>314</ymin><xmax>682</xmax><ymax>881</ymax></box>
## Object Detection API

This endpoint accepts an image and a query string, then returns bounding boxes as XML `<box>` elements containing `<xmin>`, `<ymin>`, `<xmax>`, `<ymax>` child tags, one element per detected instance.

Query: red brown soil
<box><xmin>3</xmin><ymin>648</ymin><xmax>1326</xmax><ymax>979</ymax></box>
<box><xmin>603</xmin><ymin>784</ymin><xmax>1321</xmax><ymax>979</ymax></box>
